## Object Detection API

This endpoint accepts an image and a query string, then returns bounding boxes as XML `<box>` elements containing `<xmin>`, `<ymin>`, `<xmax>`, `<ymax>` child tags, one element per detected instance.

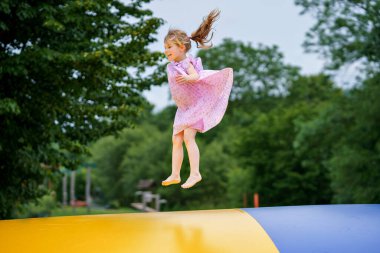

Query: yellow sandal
<box><xmin>162</xmin><ymin>176</ymin><xmax>181</xmax><ymax>186</ymax></box>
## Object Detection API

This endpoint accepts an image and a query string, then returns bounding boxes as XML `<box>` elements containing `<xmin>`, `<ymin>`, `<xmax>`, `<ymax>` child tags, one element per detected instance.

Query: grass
<box><xmin>51</xmin><ymin>206</ymin><xmax>138</xmax><ymax>217</ymax></box>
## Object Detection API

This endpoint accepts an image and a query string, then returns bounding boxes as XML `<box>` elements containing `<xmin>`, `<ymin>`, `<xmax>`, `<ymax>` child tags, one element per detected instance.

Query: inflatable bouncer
<box><xmin>0</xmin><ymin>204</ymin><xmax>379</xmax><ymax>252</ymax></box>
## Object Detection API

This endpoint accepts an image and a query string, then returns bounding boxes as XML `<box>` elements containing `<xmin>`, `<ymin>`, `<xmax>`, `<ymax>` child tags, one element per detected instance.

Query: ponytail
<box><xmin>190</xmin><ymin>9</ymin><xmax>220</xmax><ymax>49</ymax></box>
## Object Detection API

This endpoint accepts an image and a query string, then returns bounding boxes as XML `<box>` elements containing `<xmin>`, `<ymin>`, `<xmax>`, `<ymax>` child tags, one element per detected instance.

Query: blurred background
<box><xmin>1</xmin><ymin>0</ymin><xmax>379</xmax><ymax>219</ymax></box>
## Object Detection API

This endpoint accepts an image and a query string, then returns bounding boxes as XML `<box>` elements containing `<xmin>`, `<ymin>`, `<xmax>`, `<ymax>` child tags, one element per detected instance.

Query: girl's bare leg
<box><xmin>182</xmin><ymin>128</ymin><xmax>202</xmax><ymax>188</ymax></box>
<box><xmin>162</xmin><ymin>131</ymin><xmax>184</xmax><ymax>186</ymax></box>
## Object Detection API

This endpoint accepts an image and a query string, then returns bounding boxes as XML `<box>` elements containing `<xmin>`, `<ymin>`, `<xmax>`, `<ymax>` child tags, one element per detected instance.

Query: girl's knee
<box><xmin>172</xmin><ymin>132</ymin><xmax>184</xmax><ymax>146</ymax></box>
<box><xmin>183</xmin><ymin>129</ymin><xmax>196</xmax><ymax>144</ymax></box>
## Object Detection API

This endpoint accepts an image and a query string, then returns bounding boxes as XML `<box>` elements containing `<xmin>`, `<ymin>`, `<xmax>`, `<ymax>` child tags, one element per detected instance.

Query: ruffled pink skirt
<box><xmin>169</xmin><ymin>68</ymin><xmax>233</xmax><ymax>135</ymax></box>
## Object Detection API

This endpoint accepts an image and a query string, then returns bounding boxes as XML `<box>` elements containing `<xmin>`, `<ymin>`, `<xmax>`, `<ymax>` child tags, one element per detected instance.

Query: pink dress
<box><xmin>167</xmin><ymin>55</ymin><xmax>233</xmax><ymax>135</ymax></box>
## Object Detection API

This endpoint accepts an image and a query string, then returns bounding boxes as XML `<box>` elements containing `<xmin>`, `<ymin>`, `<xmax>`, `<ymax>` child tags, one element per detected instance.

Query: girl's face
<box><xmin>164</xmin><ymin>41</ymin><xmax>186</xmax><ymax>62</ymax></box>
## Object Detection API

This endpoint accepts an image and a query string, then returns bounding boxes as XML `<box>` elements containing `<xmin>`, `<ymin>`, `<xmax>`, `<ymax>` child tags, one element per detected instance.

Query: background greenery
<box><xmin>1</xmin><ymin>0</ymin><xmax>379</xmax><ymax>219</ymax></box>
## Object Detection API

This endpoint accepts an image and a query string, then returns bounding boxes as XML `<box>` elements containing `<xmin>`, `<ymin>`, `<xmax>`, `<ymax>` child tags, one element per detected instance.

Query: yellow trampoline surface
<box><xmin>0</xmin><ymin>209</ymin><xmax>279</xmax><ymax>253</ymax></box>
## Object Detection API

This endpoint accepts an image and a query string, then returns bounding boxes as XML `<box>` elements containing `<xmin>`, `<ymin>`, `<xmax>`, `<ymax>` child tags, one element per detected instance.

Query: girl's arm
<box><xmin>175</xmin><ymin>63</ymin><xmax>199</xmax><ymax>84</ymax></box>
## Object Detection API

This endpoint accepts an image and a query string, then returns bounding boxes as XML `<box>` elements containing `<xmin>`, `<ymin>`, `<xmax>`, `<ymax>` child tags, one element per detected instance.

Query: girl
<box><xmin>162</xmin><ymin>9</ymin><xmax>233</xmax><ymax>189</ymax></box>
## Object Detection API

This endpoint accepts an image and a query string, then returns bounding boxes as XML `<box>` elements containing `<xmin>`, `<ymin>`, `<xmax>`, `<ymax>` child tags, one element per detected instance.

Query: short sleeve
<box><xmin>166</xmin><ymin>63</ymin><xmax>174</xmax><ymax>76</ymax></box>
<box><xmin>168</xmin><ymin>62</ymin><xmax>187</xmax><ymax>76</ymax></box>
<box><xmin>180</xmin><ymin>57</ymin><xmax>191</xmax><ymax>70</ymax></box>
<box><xmin>188</xmin><ymin>55</ymin><xmax>203</xmax><ymax>73</ymax></box>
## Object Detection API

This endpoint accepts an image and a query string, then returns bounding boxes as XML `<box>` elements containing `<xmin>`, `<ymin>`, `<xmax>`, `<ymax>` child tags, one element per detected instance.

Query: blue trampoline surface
<box><xmin>243</xmin><ymin>204</ymin><xmax>380</xmax><ymax>253</ymax></box>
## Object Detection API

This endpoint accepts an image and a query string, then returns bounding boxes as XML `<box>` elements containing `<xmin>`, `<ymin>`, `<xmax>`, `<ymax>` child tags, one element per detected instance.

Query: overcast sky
<box><xmin>139</xmin><ymin>0</ymin><xmax>327</xmax><ymax>111</ymax></box>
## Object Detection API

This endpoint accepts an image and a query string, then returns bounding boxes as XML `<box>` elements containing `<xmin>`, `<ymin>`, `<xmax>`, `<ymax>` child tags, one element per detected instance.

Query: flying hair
<box><xmin>190</xmin><ymin>9</ymin><xmax>220</xmax><ymax>49</ymax></box>
<box><xmin>164</xmin><ymin>9</ymin><xmax>221</xmax><ymax>52</ymax></box>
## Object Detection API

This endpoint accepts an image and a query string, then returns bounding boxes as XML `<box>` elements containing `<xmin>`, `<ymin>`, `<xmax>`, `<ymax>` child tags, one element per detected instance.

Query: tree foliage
<box><xmin>295</xmin><ymin>0</ymin><xmax>380</xmax><ymax>203</ymax></box>
<box><xmin>235</xmin><ymin>76</ymin><xmax>339</xmax><ymax>206</ymax></box>
<box><xmin>90</xmin><ymin>123</ymin><xmax>171</xmax><ymax>207</ymax></box>
<box><xmin>295</xmin><ymin>0</ymin><xmax>380</xmax><ymax>70</ymax></box>
<box><xmin>295</xmin><ymin>74</ymin><xmax>380</xmax><ymax>203</ymax></box>
<box><xmin>0</xmin><ymin>0</ymin><xmax>164</xmax><ymax>218</ymax></box>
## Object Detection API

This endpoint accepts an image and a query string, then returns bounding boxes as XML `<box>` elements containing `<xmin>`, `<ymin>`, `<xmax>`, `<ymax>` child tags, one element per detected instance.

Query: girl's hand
<box><xmin>175</xmin><ymin>63</ymin><xmax>199</xmax><ymax>84</ymax></box>
<box><xmin>175</xmin><ymin>75</ymin><xmax>196</xmax><ymax>84</ymax></box>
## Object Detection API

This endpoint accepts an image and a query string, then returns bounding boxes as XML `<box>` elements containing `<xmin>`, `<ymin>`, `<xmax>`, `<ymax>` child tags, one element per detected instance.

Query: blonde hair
<box><xmin>164</xmin><ymin>9</ymin><xmax>221</xmax><ymax>52</ymax></box>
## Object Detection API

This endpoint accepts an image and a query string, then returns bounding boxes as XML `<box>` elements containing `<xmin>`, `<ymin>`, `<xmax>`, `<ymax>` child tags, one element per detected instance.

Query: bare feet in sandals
<box><xmin>181</xmin><ymin>174</ymin><xmax>202</xmax><ymax>189</ymax></box>
<box><xmin>162</xmin><ymin>174</ymin><xmax>181</xmax><ymax>186</ymax></box>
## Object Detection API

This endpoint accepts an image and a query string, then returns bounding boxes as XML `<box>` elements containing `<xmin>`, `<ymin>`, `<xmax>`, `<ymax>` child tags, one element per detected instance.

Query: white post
<box><xmin>62</xmin><ymin>172</ymin><xmax>68</xmax><ymax>206</ymax></box>
<box><xmin>86</xmin><ymin>167</ymin><xmax>92</xmax><ymax>212</ymax></box>
<box><xmin>70</xmin><ymin>170</ymin><xmax>76</xmax><ymax>213</ymax></box>
<box><xmin>154</xmin><ymin>194</ymin><xmax>167</xmax><ymax>212</ymax></box>
<box><xmin>155</xmin><ymin>194</ymin><xmax>160</xmax><ymax>211</ymax></box>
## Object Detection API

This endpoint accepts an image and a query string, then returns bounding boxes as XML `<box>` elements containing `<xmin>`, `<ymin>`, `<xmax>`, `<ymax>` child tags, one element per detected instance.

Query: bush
<box><xmin>14</xmin><ymin>192</ymin><xmax>58</xmax><ymax>218</ymax></box>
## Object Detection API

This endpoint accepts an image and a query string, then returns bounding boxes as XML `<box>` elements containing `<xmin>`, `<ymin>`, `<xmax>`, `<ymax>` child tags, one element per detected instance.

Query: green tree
<box><xmin>295</xmin><ymin>0</ymin><xmax>380</xmax><ymax>203</ymax></box>
<box><xmin>227</xmin><ymin>167</ymin><xmax>252</xmax><ymax>208</ymax></box>
<box><xmin>295</xmin><ymin>74</ymin><xmax>380</xmax><ymax>203</ymax></box>
<box><xmin>0</xmin><ymin>0</ymin><xmax>164</xmax><ymax>218</ymax></box>
<box><xmin>90</xmin><ymin>123</ymin><xmax>170</xmax><ymax>207</ymax></box>
<box><xmin>235</xmin><ymin>74</ymin><xmax>339</xmax><ymax>206</ymax></box>
<box><xmin>90</xmin><ymin>134</ymin><xmax>130</xmax><ymax>206</ymax></box>
<box><xmin>295</xmin><ymin>0</ymin><xmax>380</xmax><ymax>70</ymax></box>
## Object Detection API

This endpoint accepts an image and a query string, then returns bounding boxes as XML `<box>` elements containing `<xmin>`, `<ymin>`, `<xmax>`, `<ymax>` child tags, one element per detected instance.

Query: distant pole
<box><xmin>254</xmin><ymin>193</ymin><xmax>260</xmax><ymax>208</ymax></box>
<box><xmin>243</xmin><ymin>193</ymin><xmax>247</xmax><ymax>208</ymax></box>
<box><xmin>62</xmin><ymin>172</ymin><xmax>68</xmax><ymax>206</ymax></box>
<box><xmin>70</xmin><ymin>170</ymin><xmax>76</xmax><ymax>213</ymax></box>
<box><xmin>86</xmin><ymin>167</ymin><xmax>92</xmax><ymax>213</ymax></box>
<box><xmin>155</xmin><ymin>194</ymin><xmax>160</xmax><ymax>212</ymax></box>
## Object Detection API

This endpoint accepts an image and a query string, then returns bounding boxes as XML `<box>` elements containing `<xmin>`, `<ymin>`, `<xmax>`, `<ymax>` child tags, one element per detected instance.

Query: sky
<box><xmin>139</xmin><ymin>0</ymin><xmax>327</xmax><ymax>111</ymax></box>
